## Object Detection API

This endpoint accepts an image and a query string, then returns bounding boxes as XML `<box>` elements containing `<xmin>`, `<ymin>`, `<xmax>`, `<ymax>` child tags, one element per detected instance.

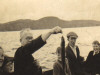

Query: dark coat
<box><xmin>14</xmin><ymin>36</ymin><xmax>46</xmax><ymax>75</ymax></box>
<box><xmin>53</xmin><ymin>60</ymin><xmax>66</xmax><ymax>75</ymax></box>
<box><xmin>0</xmin><ymin>68</ymin><xmax>4</xmax><ymax>75</ymax></box>
<box><xmin>53</xmin><ymin>59</ymin><xmax>71</xmax><ymax>75</ymax></box>
<box><xmin>65</xmin><ymin>44</ymin><xmax>84</xmax><ymax>75</ymax></box>
<box><xmin>3</xmin><ymin>72</ymin><xmax>14</xmax><ymax>75</ymax></box>
<box><xmin>42</xmin><ymin>70</ymin><xmax>53</xmax><ymax>75</ymax></box>
<box><xmin>85</xmin><ymin>51</ymin><xmax>100</xmax><ymax>74</ymax></box>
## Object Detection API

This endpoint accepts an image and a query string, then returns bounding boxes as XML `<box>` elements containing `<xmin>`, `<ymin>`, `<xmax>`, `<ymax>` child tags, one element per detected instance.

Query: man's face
<box><xmin>68</xmin><ymin>36</ymin><xmax>77</xmax><ymax>47</ymax></box>
<box><xmin>21</xmin><ymin>33</ymin><xmax>33</xmax><ymax>46</ymax></box>
<box><xmin>4</xmin><ymin>62</ymin><xmax>14</xmax><ymax>73</ymax></box>
<box><xmin>0</xmin><ymin>49</ymin><xmax>4</xmax><ymax>67</ymax></box>
<box><xmin>93</xmin><ymin>44</ymin><xmax>99</xmax><ymax>52</ymax></box>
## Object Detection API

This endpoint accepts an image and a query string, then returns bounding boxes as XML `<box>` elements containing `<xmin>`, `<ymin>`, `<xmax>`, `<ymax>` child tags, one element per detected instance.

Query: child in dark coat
<box><xmin>85</xmin><ymin>40</ymin><xmax>100</xmax><ymax>75</ymax></box>
<box><xmin>53</xmin><ymin>47</ymin><xmax>71</xmax><ymax>75</ymax></box>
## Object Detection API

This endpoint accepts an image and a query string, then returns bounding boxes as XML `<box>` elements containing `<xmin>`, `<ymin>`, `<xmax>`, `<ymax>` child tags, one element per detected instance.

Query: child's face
<box><xmin>57</xmin><ymin>52</ymin><xmax>61</xmax><ymax>61</ymax></box>
<box><xmin>93</xmin><ymin>44</ymin><xmax>99</xmax><ymax>52</ymax></box>
<box><xmin>4</xmin><ymin>62</ymin><xmax>14</xmax><ymax>73</ymax></box>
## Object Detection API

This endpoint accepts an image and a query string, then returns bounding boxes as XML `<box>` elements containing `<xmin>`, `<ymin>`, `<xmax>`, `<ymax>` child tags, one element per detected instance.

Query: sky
<box><xmin>0</xmin><ymin>0</ymin><xmax>100</xmax><ymax>23</ymax></box>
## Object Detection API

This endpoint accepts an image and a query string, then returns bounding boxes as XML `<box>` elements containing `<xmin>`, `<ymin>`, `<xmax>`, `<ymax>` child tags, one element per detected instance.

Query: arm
<box><xmin>22</xmin><ymin>36</ymin><xmax>46</xmax><ymax>55</ymax></box>
<box><xmin>22</xmin><ymin>26</ymin><xmax>62</xmax><ymax>55</ymax></box>
<box><xmin>41</xmin><ymin>26</ymin><xmax>62</xmax><ymax>42</ymax></box>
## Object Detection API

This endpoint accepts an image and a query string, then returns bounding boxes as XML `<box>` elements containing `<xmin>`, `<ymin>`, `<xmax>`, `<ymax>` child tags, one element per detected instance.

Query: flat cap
<box><xmin>67</xmin><ymin>32</ymin><xmax>78</xmax><ymax>38</ymax></box>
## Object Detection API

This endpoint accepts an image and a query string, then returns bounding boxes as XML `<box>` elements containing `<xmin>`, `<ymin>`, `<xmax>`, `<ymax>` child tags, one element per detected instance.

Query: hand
<box><xmin>41</xmin><ymin>26</ymin><xmax>62</xmax><ymax>41</ymax></box>
<box><xmin>50</xmin><ymin>26</ymin><xmax>62</xmax><ymax>34</ymax></box>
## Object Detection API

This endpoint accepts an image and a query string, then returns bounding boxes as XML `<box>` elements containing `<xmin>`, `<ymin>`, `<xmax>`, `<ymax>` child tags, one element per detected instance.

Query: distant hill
<box><xmin>0</xmin><ymin>16</ymin><xmax>100</xmax><ymax>31</ymax></box>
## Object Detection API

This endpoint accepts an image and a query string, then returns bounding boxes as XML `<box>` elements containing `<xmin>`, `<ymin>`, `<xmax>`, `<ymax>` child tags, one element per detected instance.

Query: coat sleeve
<box><xmin>21</xmin><ymin>35</ymin><xmax>46</xmax><ymax>55</ymax></box>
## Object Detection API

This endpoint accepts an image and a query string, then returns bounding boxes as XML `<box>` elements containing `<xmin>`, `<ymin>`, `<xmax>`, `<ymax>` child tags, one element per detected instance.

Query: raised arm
<box><xmin>41</xmin><ymin>26</ymin><xmax>62</xmax><ymax>42</ymax></box>
<box><xmin>21</xmin><ymin>26</ymin><xmax>62</xmax><ymax>55</ymax></box>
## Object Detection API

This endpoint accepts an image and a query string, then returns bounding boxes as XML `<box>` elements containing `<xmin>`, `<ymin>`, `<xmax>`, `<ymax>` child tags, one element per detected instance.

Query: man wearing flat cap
<box><xmin>65</xmin><ymin>32</ymin><xmax>84</xmax><ymax>75</ymax></box>
<box><xmin>14</xmin><ymin>26</ymin><xmax>62</xmax><ymax>75</ymax></box>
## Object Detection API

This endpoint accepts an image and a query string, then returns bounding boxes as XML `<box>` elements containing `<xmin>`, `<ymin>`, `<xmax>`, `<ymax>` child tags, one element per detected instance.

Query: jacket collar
<box><xmin>67</xmin><ymin>44</ymin><xmax>78</xmax><ymax>59</ymax></box>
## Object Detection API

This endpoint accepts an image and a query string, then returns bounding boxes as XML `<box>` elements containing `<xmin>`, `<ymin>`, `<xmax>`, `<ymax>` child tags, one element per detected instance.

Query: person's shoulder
<box><xmin>65</xmin><ymin>44</ymin><xmax>70</xmax><ymax>50</ymax></box>
<box><xmin>53</xmin><ymin>60</ymin><xmax>61</xmax><ymax>68</ymax></box>
<box><xmin>89</xmin><ymin>51</ymin><xmax>93</xmax><ymax>54</ymax></box>
<box><xmin>53</xmin><ymin>61</ymin><xmax>58</xmax><ymax>67</ymax></box>
<box><xmin>88</xmin><ymin>51</ymin><xmax>93</xmax><ymax>56</ymax></box>
<box><xmin>53</xmin><ymin>60</ymin><xmax>62</xmax><ymax>70</ymax></box>
<box><xmin>15</xmin><ymin>47</ymin><xmax>23</xmax><ymax>55</ymax></box>
<box><xmin>17</xmin><ymin>46</ymin><xmax>23</xmax><ymax>51</ymax></box>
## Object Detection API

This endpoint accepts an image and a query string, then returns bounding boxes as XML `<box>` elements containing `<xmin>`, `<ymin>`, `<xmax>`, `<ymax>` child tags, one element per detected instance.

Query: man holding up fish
<box><xmin>14</xmin><ymin>26</ymin><xmax>62</xmax><ymax>75</ymax></box>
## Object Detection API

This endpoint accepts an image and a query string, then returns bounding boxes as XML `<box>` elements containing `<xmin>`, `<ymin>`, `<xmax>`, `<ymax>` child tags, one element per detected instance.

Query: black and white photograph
<box><xmin>0</xmin><ymin>0</ymin><xmax>100</xmax><ymax>75</ymax></box>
